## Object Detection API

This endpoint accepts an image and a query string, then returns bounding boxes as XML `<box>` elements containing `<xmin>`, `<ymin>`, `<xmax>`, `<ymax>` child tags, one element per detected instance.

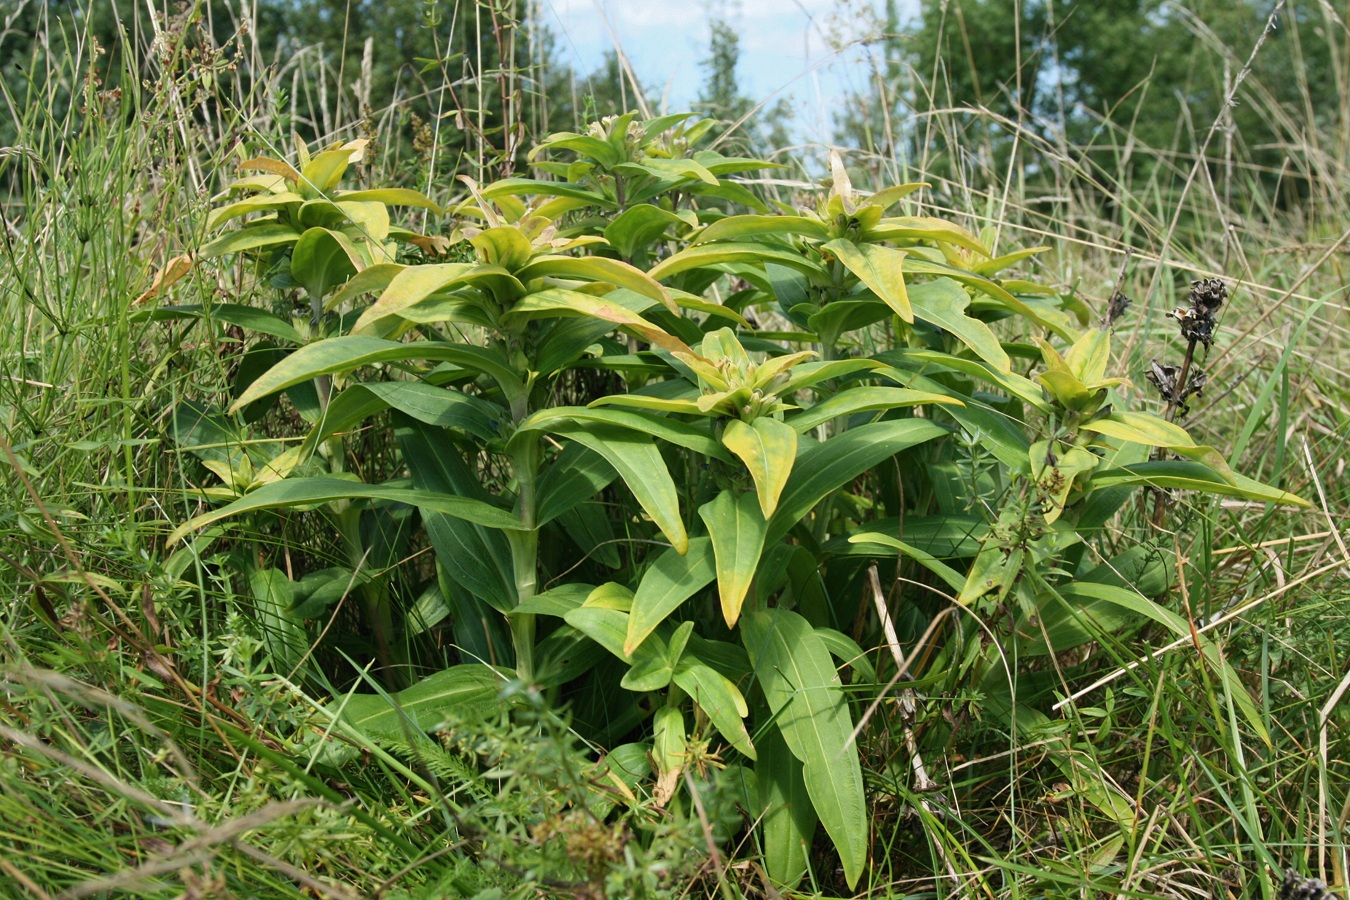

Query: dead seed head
<box><xmin>1172</xmin><ymin>278</ymin><xmax>1228</xmax><ymax>348</ymax></box>
<box><xmin>1146</xmin><ymin>360</ymin><xmax>1207</xmax><ymax>414</ymax></box>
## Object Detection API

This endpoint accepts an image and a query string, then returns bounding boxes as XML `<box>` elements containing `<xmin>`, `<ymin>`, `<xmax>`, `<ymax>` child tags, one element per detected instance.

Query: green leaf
<box><xmin>200</xmin><ymin>223</ymin><xmax>301</xmax><ymax>257</ymax></box>
<box><xmin>324</xmin><ymin>665</ymin><xmax>508</xmax><ymax>738</ymax></box>
<box><xmin>603</xmin><ymin>205</ymin><xmax>695</xmax><ymax>258</ymax></box>
<box><xmin>525</xmin><ymin>406</ymin><xmax>730</xmax><ymax>463</ymax></box>
<box><xmin>823</xmin><ymin>239</ymin><xmax>912</xmax><ymax>323</ymax></box>
<box><xmin>502</xmin><ymin>288</ymin><xmax>689</xmax><ymax>353</ymax></box>
<box><xmin>813</xmin><ymin>629</ymin><xmax>877</xmax><ymax>683</ymax></box>
<box><xmin>291</xmin><ymin>227</ymin><xmax>365</xmax><ymax>300</ymax></box>
<box><xmin>904</xmin><ymin>256</ymin><xmax>1075</xmax><ymax>339</ymax></box>
<box><xmin>648</xmin><ymin>242</ymin><xmax>827</xmax><ymax>282</ymax></box>
<box><xmin>347</xmin><ymin>264</ymin><xmax>505</xmax><ymax>333</ymax></box>
<box><xmin>228</xmin><ymin>336</ymin><xmax>525</xmax><ymax>413</ymax></box>
<box><xmin>298</xmin><ymin>142</ymin><xmax>365</xmax><ymax>196</ymax></box>
<box><xmin>651</xmin><ymin>705</ymin><xmax>687</xmax><ymax>805</ymax></box>
<box><xmin>298</xmin><ymin>199</ymin><xmax>390</xmax><ymax>243</ymax></box>
<box><xmin>780</xmin><ymin>358</ymin><xmax>883</xmax><ymax>392</ymax></box>
<box><xmin>334</xmin><ymin>188</ymin><xmax>442</xmax><ymax>212</ymax></box>
<box><xmin>1080</xmin><ymin>410</ymin><xmax>1196</xmax><ymax>448</ymax></box>
<box><xmin>788</xmin><ymin>387</ymin><xmax>961</xmax><ymax>433</ymax></box>
<box><xmin>909</xmin><ymin>277</ymin><xmax>1011</xmax><ymax>372</ymax></box>
<box><xmin>743</xmin><ymin>609</ymin><xmax>866</xmax><ymax>889</ymax></box>
<box><xmin>168</xmin><ymin>476</ymin><xmax>524</xmax><ymax>545</ymax></box>
<box><xmin>480</xmin><ymin>177</ymin><xmax>615</xmax><ymax>208</ymax></box>
<box><xmin>624</xmin><ymin>537</ymin><xmax>716</xmax><ymax>655</ymax></box>
<box><xmin>847</xmin><ymin>532</ymin><xmax>967</xmax><ymax>593</ymax></box>
<box><xmin>768</xmin><ymin>419</ymin><xmax>948</xmax><ymax>544</ymax></box>
<box><xmin>361</xmin><ymin>381</ymin><xmax>504</xmax><ymax>441</ymax></box>
<box><xmin>141</xmin><ymin>303</ymin><xmax>301</xmax><ymax>343</ymax></box>
<box><xmin>1089</xmin><ymin>460</ymin><xmax>1309</xmax><ymax>506</ymax></box>
<box><xmin>548</xmin><ymin>425</ymin><xmax>688</xmax><ymax>553</ymax></box>
<box><xmin>698</xmin><ymin>491</ymin><xmax>768</xmax><ymax>628</ymax></box>
<box><xmin>863</xmin><ymin>216</ymin><xmax>989</xmax><ymax>255</ymax></box>
<box><xmin>324</xmin><ymin>263</ymin><xmax>405</xmax><ymax>310</ymax></box>
<box><xmin>536</xmin><ymin>443</ymin><xmax>618</xmax><ymax>526</ymax></box>
<box><xmin>250</xmin><ymin>568</ymin><xmax>307</xmax><ymax>673</ymax></box>
<box><xmin>396</xmin><ymin>417</ymin><xmax>517</xmax><ymax>613</ymax></box>
<box><xmin>755</xmin><ymin>725</ymin><xmax>817</xmax><ymax>890</ymax></box>
<box><xmin>691</xmin><ymin>215</ymin><xmax>830</xmax><ymax>245</ymax></box>
<box><xmin>565</xmin><ymin>593</ymin><xmax>634</xmax><ymax>661</ymax></box>
<box><xmin>517</xmin><ymin>256</ymin><xmax>674</xmax><ymax>311</ymax></box>
<box><xmin>512</xmin><ymin>582</ymin><xmax>594</xmax><ymax>617</ymax></box>
<box><xmin>207</xmin><ymin>191</ymin><xmax>304</xmax><ymax>229</ymax></box>
<box><xmin>672</xmin><ymin>662</ymin><xmax>755</xmax><ymax>759</ymax></box>
<box><xmin>1063</xmin><ymin>327</ymin><xmax>1113</xmax><ymax>387</ymax></box>
<box><xmin>722</xmin><ymin>418</ymin><xmax>798</xmax><ymax>519</ymax></box>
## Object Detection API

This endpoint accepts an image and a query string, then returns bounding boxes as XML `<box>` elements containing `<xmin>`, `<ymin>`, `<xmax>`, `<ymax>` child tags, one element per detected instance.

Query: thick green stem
<box><xmin>507</xmin><ymin>434</ymin><xmax>542</xmax><ymax>682</ymax></box>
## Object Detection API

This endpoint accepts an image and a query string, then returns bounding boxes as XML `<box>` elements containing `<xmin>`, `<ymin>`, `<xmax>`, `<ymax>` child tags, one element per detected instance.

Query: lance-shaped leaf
<box><xmin>228</xmin><ymin>336</ymin><xmax>524</xmax><ymax>413</ymax></box>
<box><xmin>325</xmin><ymin>263</ymin><xmax>407</xmax><ymax>310</ymax></box>
<box><xmin>298</xmin><ymin>199</ymin><xmax>391</xmax><ymax>243</ymax></box>
<box><xmin>524</xmin><ymin>406</ymin><xmax>730</xmax><ymax>463</ymax></box>
<box><xmin>787</xmin><ymin>387</ymin><xmax>962</xmax><ymax>433</ymax></box>
<box><xmin>743</xmin><ymin>609</ymin><xmax>866</xmax><ymax>889</ymax></box>
<box><xmin>201</xmin><ymin>223</ymin><xmax>302</xmax><ymax>257</ymax></box>
<box><xmin>502</xmin><ymin>288</ymin><xmax>691</xmax><ymax>354</ymax></box>
<box><xmin>755</xmin><ymin>725</ymin><xmax>816</xmax><ymax>889</ymax></box>
<box><xmin>698</xmin><ymin>490</ymin><xmax>768</xmax><ymax>628</ymax></box>
<box><xmin>480</xmin><ymin>177</ymin><xmax>616</xmax><ymax>208</ymax></box>
<box><xmin>140</xmin><ymin>304</ymin><xmax>301</xmax><ymax>343</ymax></box>
<box><xmin>648</xmin><ymin>242</ymin><xmax>828</xmax><ymax>282</ymax></box>
<box><xmin>652</xmin><ymin>705</ymin><xmax>687</xmax><ymax>806</ymax></box>
<box><xmin>535</xmin><ymin>442</ymin><xmax>618</xmax><ymax>526</ymax></box>
<box><xmin>547</xmin><ymin>425</ymin><xmax>688</xmax><ymax>553</ymax></box>
<box><xmin>515</xmin><ymin>255</ymin><xmax>674</xmax><ymax>311</ymax></box>
<box><xmin>324</xmin><ymin>664</ymin><xmax>508</xmax><ymax>738</ymax></box>
<box><xmin>352</xmin><ymin>264</ymin><xmax>520</xmax><ymax>333</ymax></box>
<box><xmin>691</xmin><ymin>214</ymin><xmax>830</xmax><ymax>245</ymax></box>
<box><xmin>909</xmin><ymin>277</ymin><xmax>1011</xmax><ymax>372</ymax></box>
<box><xmin>291</xmin><ymin>227</ymin><xmax>368</xmax><ymax>300</ymax></box>
<box><xmin>333</xmin><ymin>188</ymin><xmax>441</xmax><ymax>212</ymax></box>
<box><xmin>1089</xmin><ymin>460</ymin><xmax>1309</xmax><ymax>506</ymax></box>
<box><xmin>297</xmin><ymin>139</ymin><xmax>367</xmax><ymax>197</ymax></box>
<box><xmin>625</xmin><ymin>538</ymin><xmax>716</xmax><ymax>655</ymax></box>
<box><xmin>904</xmin><ymin>256</ymin><xmax>1075</xmax><ymax>339</ymax></box>
<box><xmin>768</xmin><ymin>419</ymin><xmax>949</xmax><ymax>544</ymax></box>
<box><xmin>1079</xmin><ymin>410</ymin><xmax>1196</xmax><ymax>449</ymax></box>
<box><xmin>863</xmin><ymin>216</ymin><xmax>990</xmax><ymax>255</ymax></box>
<box><xmin>168</xmin><ymin>476</ymin><xmax>525</xmax><ymax>545</ymax></box>
<box><xmin>823</xmin><ymin>239</ymin><xmax>912</xmax><ymax>323</ymax></box>
<box><xmin>722</xmin><ymin>417</ymin><xmax>798</xmax><ymax>519</ymax></box>
<box><xmin>603</xmin><ymin>205</ymin><xmax>697</xmax><ymax>258</ymax></box>
<box><xmin>672</xmin><ymin>661</ymin><xmax>755</xmax><ymax>759</ymax></box>
<box><xmin>207</xmin><ymin>191</ymin><xmax>304</xmax><ymax>230</ymax></box>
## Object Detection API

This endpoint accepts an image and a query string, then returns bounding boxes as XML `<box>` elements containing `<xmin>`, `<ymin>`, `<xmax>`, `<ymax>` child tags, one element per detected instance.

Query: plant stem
<box><xmin>1152</xmin><ymin>336</ymin><xmax>1199</xmax><ymax>527</ymax></box>
<box><xmin>508</xmin><ymin>434</ymin><xmax>541</xmax><ymax>682</ymax></box>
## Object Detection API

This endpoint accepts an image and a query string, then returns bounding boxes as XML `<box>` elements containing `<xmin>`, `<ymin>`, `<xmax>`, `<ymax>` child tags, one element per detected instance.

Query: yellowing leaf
<box><xmin>723</xmin><ymin>418</ymin><xmax>798</xmax><ymax>518</ymax></box>
<box><xmin>698</xmin><ymin>490</ymin><xmax>768</xmax><ymax>628</ymax></box>
<box><xmin>822</xmin><ymin>239</ymin><xmax>912</xmax><ymax>323</ymax></box>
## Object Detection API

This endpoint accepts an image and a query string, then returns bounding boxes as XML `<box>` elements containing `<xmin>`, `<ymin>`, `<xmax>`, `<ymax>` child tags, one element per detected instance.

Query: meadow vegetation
<box><xmin>2</xmin><ymin>1</ymin><xmax>1349</xmax><ymax>898</ymax></box>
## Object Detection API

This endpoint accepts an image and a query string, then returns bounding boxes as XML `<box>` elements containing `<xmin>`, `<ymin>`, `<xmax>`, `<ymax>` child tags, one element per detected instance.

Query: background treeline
<box><xmin>4</xmin><ymin>0</ymin><xmax>1339</xmax><ymax>201</ymax></box>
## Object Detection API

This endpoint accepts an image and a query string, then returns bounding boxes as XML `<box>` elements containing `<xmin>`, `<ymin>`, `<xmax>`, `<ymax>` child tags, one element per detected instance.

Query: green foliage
<box><xmin>173</xmin><ymin>115</ymin><xmax>1300</xmax><ymax>892</ymax></box>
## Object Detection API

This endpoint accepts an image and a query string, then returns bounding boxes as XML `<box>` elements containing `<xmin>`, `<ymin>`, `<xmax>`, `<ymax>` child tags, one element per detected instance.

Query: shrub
<box><xmin>168</xmin><ymin>113</ymin><xmax>1303</xmax><ymax>891</ymax></box>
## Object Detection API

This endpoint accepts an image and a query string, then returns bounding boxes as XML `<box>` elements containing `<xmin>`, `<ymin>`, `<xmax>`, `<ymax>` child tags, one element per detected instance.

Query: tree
<box><xmin>694</xmin><ymin>16</ymin><xmax>793</xmax><ymax>158</ymax></box>
<box><xmin>840</xmin><ymin>0</ymin><xmax>1345</xmax><ymax>206</ymax></box>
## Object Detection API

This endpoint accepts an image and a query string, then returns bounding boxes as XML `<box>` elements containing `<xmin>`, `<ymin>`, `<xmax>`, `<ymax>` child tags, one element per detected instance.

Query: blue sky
<box><xmin>538</xmin><ymin>0</ymin><xmax>914</xmax><ymax>144</ymax></box>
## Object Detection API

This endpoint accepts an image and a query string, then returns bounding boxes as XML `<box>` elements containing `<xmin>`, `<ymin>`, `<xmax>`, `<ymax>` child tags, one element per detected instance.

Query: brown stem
<box><xmin>1151</xmin><ymin>336</ymin><xmax>1199</xmax><ymax>527</ymax></box>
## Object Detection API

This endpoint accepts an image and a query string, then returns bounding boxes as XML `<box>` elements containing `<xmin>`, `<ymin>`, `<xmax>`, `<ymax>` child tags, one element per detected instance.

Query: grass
<box><xmin>2</xmin><ymin>1</ymin><xmax>1349</xmax><ymax>897</ymax></box>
